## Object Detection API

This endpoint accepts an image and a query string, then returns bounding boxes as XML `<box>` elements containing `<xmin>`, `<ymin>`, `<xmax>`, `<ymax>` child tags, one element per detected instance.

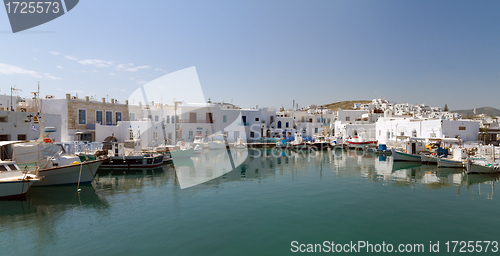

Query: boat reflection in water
<box><xmin>0</xmin><ymin>184</ymin><xmax>109</xmax><ymax>217</ymax></box>
<box><xmin>175</xmin><ymin>148</ymin><xmax>249</xmax><ymax>189</ymax></box>
<box><xmin>3</xmin><ymin>148</ymin><xmax>500</xmax><ymax>220</ymax></box>
<box><xmin>94</xmin><ymin>166</ymin><xmax>174</xmax><ymax>194</ymax></box>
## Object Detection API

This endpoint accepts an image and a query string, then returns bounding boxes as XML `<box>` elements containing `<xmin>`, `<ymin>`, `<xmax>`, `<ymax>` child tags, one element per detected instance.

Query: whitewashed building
<box><xmin>375</xmin><ymin>116</ymin><xmax>479</xmax><ymax>144</ymax></box>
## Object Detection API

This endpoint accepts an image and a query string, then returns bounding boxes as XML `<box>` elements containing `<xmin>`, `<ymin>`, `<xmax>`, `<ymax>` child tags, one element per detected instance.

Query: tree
<box><xmin>444</xmin><ymin>104</ymin><xmax>449</xmax><ymax>112</ymax></box>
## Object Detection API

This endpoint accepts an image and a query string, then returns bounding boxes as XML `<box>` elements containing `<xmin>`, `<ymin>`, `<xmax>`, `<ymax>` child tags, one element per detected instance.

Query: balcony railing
<box><xmin>177</xmin><ymin>119</ymin><xmax>213</xmax><ymax>124</ymax></box>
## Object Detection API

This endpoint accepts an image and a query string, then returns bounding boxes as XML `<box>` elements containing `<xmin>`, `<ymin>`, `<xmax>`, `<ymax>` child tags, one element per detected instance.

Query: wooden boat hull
<box><xmin>0</xmin><ymin>179</ymin><xmax>36</xmax><ymax>198</ymax></box>
<box><xmin>346</xmin><ymin>140</ymin><xmax>378</xmax><ymax>149</ymax></box>
<box><xmin>310</xmin><ymin>142</ymin><xmax>330</xmax><ymax>150</ymax></box>
<box><xmin>392</xmin><ymin>148</ymin><xmax>421</xmax><ymax>162</ymax></box>
<box><xmin>292</xmin><ymin>143</ymin><xmax>308</xmax><ymax>150</ymax></box>
<box><xmin>466</xmin><ymin>161</ymin><xmax>500</xmax><ymax>174</ymax></box>
<box><xmin>420</xmin><ymin>153</ymin><xmax>438</xmax><ymax>164</ymax></box>
<box><xmin>437</xmin><ymin>157</ymin><xmax>464</xmax><ymax>168</ymax></box>
<box><xmin>100</xmin><ymin>156</ymin><xmax>163</xmax><ymax>170</ymax></box>
<box><xmin>33</xmin><ymin>159</ymin><xmax>104</xmax><ymax>186</ymax></box>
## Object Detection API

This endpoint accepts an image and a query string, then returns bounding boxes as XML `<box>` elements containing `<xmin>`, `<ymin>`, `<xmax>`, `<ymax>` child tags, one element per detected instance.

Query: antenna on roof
<box><xmin>10</xmin><ymin>85</ymin><xmax>22</xmax><ymax>111</ymax></box>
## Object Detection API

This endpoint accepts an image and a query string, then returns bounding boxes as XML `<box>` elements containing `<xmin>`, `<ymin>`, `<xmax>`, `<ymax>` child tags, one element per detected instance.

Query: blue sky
<box><xmin>1</xmin><ymin>0</ymin><xmax>499</xmax><ymax>110</ymax></box>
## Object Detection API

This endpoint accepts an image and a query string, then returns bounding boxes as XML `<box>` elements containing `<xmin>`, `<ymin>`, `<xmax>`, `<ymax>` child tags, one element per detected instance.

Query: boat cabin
<box><xmin>405</xmin><ymin>139</ymin><xmax>426</xmax><ymax>155</ymax></box>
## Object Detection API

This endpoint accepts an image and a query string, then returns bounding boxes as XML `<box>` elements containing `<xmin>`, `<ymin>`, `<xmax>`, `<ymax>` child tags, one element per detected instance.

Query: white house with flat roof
<box><xmin>375</xmin><ymin>116</ymin><xmax>479</xmax><ymax>145</ymax></box>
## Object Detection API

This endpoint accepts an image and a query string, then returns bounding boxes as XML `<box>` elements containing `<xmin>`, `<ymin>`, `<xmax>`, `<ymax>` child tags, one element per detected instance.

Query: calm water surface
<box><xmin>1</xmin><ymin>149</ymin><xmax>499</xmax><ymax>255</ymax></box>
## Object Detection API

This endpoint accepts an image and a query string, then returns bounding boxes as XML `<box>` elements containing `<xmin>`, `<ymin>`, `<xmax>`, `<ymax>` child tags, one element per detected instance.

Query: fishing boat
<box><xmin>437</xmin><ymin>157</ymin><xmax>465</xmax><ymax>168</ymax></box>
<box><xmin>392</xmin><ymin>138</ymin><xmax>426</xmax><ymax>162</ymax></box>
<box><xmin>3</xmin><ymin>126</ymin><xmax>104</xmax><ymax>186</ymax></box>
<box><xmin>11</xmin><ymin>141</ymin><xmax>104</xmax><ymax>186</ymax></box>
<box><xmin>290</xmin><ymin>133</ymin><xmax>308</xmax><ymax>150</ymax></box>
<box><xmin>392</xmin><ymin>148</ymin><xmax>422</xmax><ymax>162</ymax></box>
<box><xmin>434</xmin><ymin>148</ymin><xmax>468</xmax><ymax>168</ymax></box>
<box><xmin>309</xmin><ymin>135</ymin><xmax>330</xmax><ymax>150</ymax></box>
<box><xmin>466</xmin><ymin>159</ymin><xmax>500</xmax><ymax>174</ymax></box>
<box><xmin>0</xmin><ymin>160</ymin><xmax>40</xmax><ymax>198</ymax></box>
<box><xmin>100</xmin><ymin>140</ymin><xmax>164</xmax><ymax>169</ymax></box>
<box><xmin>345</xmin><ymin>135</ymin><xmax>377</xmax><ymax>150</ymax></box>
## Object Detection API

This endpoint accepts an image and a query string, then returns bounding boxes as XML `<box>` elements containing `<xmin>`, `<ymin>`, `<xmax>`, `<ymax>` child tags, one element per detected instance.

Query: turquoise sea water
<box><xmin>1</xmin><ymin>149</ymin><xmax>499</xmax><ymax>255</ymax></box>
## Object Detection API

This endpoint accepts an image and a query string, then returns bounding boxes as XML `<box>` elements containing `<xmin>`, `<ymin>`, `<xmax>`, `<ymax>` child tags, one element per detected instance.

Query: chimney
<box><xmin>66</xmin><ymin>94</ymin><xmax>70</xmax><ymax>100</ymax></box>
<box><xmin>102</xmin><ymin>98</ymin><xmax>106</xmax><ymax>104</ymax></box>
<box><xmin>125</xmin><ymin>100</ymin><xmax>129</xmax><ymax>105</ymax></box>
<box><xmin>111</xmin><ymin>99</ymin><xmax>115</xmax><ymax>104</ymax></box>
<box><xmin>138</xmin><ymin>102</ymin><xmax>142</xmax><ymax>107</ymax></box>
<box><xmin>85</xmin><ymin>96</ymin><xmax>89</xmax><ymax>102</ymax></box>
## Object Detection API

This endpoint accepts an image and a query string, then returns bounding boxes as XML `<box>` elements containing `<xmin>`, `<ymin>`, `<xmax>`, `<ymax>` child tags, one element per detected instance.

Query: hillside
<box><xmin>319</xmin><ymin>100</ymin><xmax>372</xmax><ymax>111</ymax></box>
<box><xmin>452</xmin><ymin>107</ymin><xmax>500</xmax><ymax>117</ymax></box>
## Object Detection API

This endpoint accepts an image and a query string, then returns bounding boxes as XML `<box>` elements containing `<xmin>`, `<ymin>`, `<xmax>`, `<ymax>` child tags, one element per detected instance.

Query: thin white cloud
<box><xmin>33</xmin><ymin>58</ymin><xmax>38</xmax><ymax>61</ymax></box>
<box><xmin>155</xmin><ymin>68</ymin><xmax>167</xmax><ymax>73</ymax></box>
<box><xmin>113</xmin><ymin>88</ymin><xmax>129</xmax><ymax>93</ymax></box>
<box><xmin>0</xmin><ymin>63</ymin><xmax>62</xmax><ymax>80</ymax></box>
<box><xmin>49</xmin><ymin>51</ymin><xmax>61</xmax><ymax>55</ymax></box>
<box><xmin>109</xmin><ymin>73</ymin><xmax>116</xmax><ymax>76</ymax></box>
<box><xmin>57</xmin><ymin>65</ymin><xmax>63</xmax><ymax>69</ymax></box>
<box><xmin>129</xmin><ymin>77</ymin><xmax>147</xmax><ymax>85</ymax></box>
<box><xmin>117</xmin><ymin>64</ymin><xmax>150</xmax><ymax>72</ymax></box>
<box><xmin>44</xmin><ymin>73</ymin><xmax>63</xmax><ymax>80</ymax></box>
<box><xmin>78</xmin><ymin>59</ymin><xmax>113</xmax><ymax>68</ymax></box>
<box><xmin>64</xmin><ymin>55</ymin><xmax>78</xmax><ymax>60</ymax></box>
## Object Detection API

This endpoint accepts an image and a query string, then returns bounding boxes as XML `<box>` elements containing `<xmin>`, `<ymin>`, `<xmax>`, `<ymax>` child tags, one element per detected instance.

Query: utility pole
<box><xmin>173</xmin><ymin>100</ymin><xmax>182</xmax><ymax>145</ymax></box>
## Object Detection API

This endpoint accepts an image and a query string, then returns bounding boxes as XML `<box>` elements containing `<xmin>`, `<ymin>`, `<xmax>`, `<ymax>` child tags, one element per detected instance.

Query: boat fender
<box><xmin>43</xmin><ymin>137</ymin><xmax>52</xmax><ymax>143</ymax></box>
<box><xmin>72</xmin><ymin>161</ymin><xmax>80</xmax><ymax>165</ymax></box>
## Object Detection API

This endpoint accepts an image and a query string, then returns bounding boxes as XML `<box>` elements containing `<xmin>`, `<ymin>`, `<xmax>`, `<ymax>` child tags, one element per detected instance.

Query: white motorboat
<box><xmin>0</xmin><ymin>160</ymin><xmax>40</xmax><ymax>198</ymax></box>
<box><xmin>209</xmin><ymin>134</ymin><xmax>228</xmax><ymax>150</ymax></box>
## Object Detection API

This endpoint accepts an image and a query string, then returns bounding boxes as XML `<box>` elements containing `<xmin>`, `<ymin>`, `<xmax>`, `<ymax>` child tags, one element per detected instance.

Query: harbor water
<box><xmin>1</xmin><ymin>148</ymin><xmax>499</xmax><ymax>255</ymax></box>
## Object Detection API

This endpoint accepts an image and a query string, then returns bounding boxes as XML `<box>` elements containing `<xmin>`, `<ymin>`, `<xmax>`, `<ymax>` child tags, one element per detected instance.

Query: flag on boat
<box><xmin>31</xmin><ymin>125</ymin><xmax>38</xmax><ymax>132</ymax></box>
